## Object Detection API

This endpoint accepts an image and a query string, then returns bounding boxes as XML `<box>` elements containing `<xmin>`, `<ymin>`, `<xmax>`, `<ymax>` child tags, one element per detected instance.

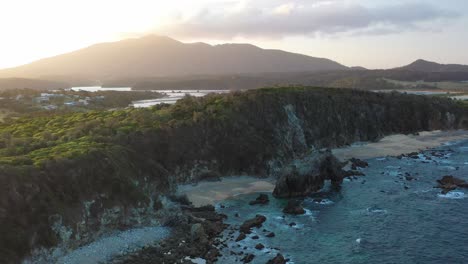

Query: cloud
<box><xmin>157</xmin><ymin>0</ymin><xmax>460</xmax><ymax>39</ymax></box>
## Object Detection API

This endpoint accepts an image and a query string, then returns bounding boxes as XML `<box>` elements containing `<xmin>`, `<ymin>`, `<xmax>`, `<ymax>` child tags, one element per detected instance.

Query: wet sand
<box><xmin>179</xmin><ymin>130</ymin><xmax>468</xmax><ymax>206</ymax></box>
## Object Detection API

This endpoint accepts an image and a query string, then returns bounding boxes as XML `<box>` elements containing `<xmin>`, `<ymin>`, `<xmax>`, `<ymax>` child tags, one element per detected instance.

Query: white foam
<box><xmin>366</xmin><ymin>207</ymin><xmax>387</xmax><ymax>214</ymax></box>
<box><xmin>313</xmin><ymin>199</ymin><xmax>334</xmax><ymax>205</ymax></box>
<box><xmin>438</xmin><ymin>191</ymin><xmax>465</xmax><ymax>199</ymax></box>
<box><xmin>185</xmin><ymin>257</ymin><xmax>207</xmax><ymax>264</ymax></box>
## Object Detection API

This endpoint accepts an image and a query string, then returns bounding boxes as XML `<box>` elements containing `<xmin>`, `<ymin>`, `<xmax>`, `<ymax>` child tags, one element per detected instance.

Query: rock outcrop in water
<box><xmin>436</xmin><ymin>175</ymin><xmax>468</xmax><ymax>194</ymax></box>
<box><xmin>273</xmin><ymin>150</ymin><xmax>344</xmax><ymax>198</ymax></box>
<box><xmin>249</xmin><ymin>194</ymin><xmax>270</xmax><ymax>205</ymax></box>
<box><xmin>283</xmin><ymin>200</ymin><xmax>306</xmax><ymax>215</ymax></box>
<box><xmin>240</xmin><ymin>215</ymin><xmax>267</xmax><ymax>234</ymax></box>
<box><xmin>1</xmin><ymin>87</ymin><xmax>468</xmax><ymax>262</ymax></box>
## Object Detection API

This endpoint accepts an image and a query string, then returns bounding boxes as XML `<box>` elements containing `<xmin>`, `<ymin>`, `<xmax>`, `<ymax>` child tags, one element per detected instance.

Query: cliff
<box><xmin>0</xmin><ymin>87</ymin><xmax>467</xmax><ymax>262</ymax></box>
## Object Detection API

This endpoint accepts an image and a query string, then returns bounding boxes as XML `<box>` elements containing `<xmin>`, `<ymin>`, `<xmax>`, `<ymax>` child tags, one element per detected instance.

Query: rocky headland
<box><xmin>1</xmin><ymin>87</ymin><xmax>467</xmax><ymax>263</ymax></box>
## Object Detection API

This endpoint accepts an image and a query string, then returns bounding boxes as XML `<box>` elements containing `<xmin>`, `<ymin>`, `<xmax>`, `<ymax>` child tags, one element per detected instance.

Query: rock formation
<box><xmin>273</xmin><ymin>150</ymin><xmax>344</xmax><ymax>198</ymax></box>
<box><xmin>436</xmin><ymin>175</ymin><xmax>468</xmax><ymax>194</ymax></box>
<box><xmin>283</xmin><ymin>200</ymin><xmax>306</xmax><ymax>215</ymax></box>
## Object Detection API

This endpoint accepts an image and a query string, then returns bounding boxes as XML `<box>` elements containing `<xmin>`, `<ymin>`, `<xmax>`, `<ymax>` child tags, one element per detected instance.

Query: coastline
<box><xmin>179</xmin><ymin>130</ymin><xmax>468</xmax><ymax>206</ymax></box>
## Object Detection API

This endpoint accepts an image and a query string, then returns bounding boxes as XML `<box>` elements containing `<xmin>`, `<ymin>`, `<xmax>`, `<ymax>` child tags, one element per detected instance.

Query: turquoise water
<box><xmin>216</xmin><ymin>140</ymin><xmax>468</xmax><ymax>264</ymax></box>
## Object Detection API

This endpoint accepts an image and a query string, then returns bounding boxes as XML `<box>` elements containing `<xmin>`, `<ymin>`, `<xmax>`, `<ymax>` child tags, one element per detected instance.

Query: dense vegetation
<box><xmin>1</xmin><ymin>87</ymin><xmax>467</xmax><ymax>263</ymax></box>
<box><xmin>0</xmin><ymin>89</ymin><xmax>162</xmax><ymax>121</ymax></box>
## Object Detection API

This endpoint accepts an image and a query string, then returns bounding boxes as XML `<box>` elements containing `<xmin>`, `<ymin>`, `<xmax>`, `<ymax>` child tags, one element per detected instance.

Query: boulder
<box><xmin>249</xmin><ymin>194</ymin><xmax>270</xmax><ymax>205</ymax></box>
<box><xmin>241</xmin><ymin>253</ymin><xmax>255</xmax><ymax>263</ymax></box>
<box><xmin>267</xmin><ymin>254</ymin><xmax>287</xmax><ymax>264</ymax></box>
<box><xmin>240</xmin><ymin>215</ymin><xmax>267</xmax><ymax>234</ymax></box>
<box><xmin>255</xmin><ymin>243</ymin><xmax>265</xmax><ymax>250</ymax></box>
<box><xmin>350</xmin><ymin>158</ymin><xmax>369</xmax><ymax>170</ymax></box>
<box><xmin>235</xmin><ymin>232</ymin><xmax>246</xmax><ymax>242</ymax></box>
<box><xmin>273</xmin><ymin>151</ymin><xmax>344</xmax><ymax>198</ymax></box>
<box><xmin>283</xmin><ymin>200</ymin><xmax>305</xmax><ymax>215</ymax></box>
<box><xmin>436</xmin><ymin>175</ymin><xmax>468</xmax><ymax>194</ymax></box>
<box><xmin>190</xmin><ymin>223</ymin><xmax>207</xmax><ymax>243</ymax></box>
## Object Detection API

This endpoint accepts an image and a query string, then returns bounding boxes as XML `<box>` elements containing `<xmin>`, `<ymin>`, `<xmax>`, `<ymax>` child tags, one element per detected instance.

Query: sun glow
<box><xmin>0</xmin><ymin>0</ymin><xmax>197</xmax><ymax>68</ymax></box>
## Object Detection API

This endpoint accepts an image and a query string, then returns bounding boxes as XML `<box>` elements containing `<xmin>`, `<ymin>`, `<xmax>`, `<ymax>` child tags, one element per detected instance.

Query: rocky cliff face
<box><xmin>1</xmin><ymin>87</ymin><xmax>467</xmax><ymax>263</ymax></box>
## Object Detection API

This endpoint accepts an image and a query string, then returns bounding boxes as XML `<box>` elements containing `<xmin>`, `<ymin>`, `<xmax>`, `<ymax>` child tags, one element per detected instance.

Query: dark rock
<box><xmin>251</xmin><ymin>235</ymin><xmax>259</xmax><ymax>240</ymax></box>
<box><xmin>343</xmin><ymin>170</ymin><xmax>365</xmax><ymax>178</ymax></box>
<box><xmin>205</xmin><ymin>248</ymin><xmax>220</xmax><ymax>263</ymax></box>
<box><xmin>240</xmin><ymin>215</ymin><xmax>267</xmax><ymax>234</ymax></box>
<box><xmin>405</xmin><ymin>175</ymin><xmax>415</xmax><ymax>181</ymax></box>
<box><xmin>273</xmin><ymin>151</ymin><xmax>344</xmax><ymax>198</ymax></box>
<box><xmin>168</xmin><ymin>194</ymin><xmax>192</xmax><ymax>205</ymax></box>
<box><xmin>289</xmin><ymin>222</ymin><xmax>297</xmax><ymax>227</ymax></box>
<box><xmin>283</xmin><ymin>200</ymin><xmax>306</xmax><ymax>215</ymax></box>
<box><xmin>190</xmin><ymin>223</ymin><xmax>207</xmax><ymax>243</ymax></box>
<box><xmin>267</xmin><ymin>253</ymin><xmax>287</xmax><ymax>264</ymax></box>
<box><xmin>186</xmin><ymin>204</ymin><xmax>215</xmax><ymax>212</ymax></box>
<box><xmin>266</xmin><ymin>232</ymin><xmax>275</xmax><ymax>238</ymax></box>
<box><xmin>436</xmin><ymin>175</ymin><xmax>468</xmax><ymax>194</ymax></box>
<box><xmin>255</xmin><ymin>243</ymin><xmax>265</xmax><ymax>250</ymax></box>
<box><xmin>198</xmin><ymin>170</ymin><xmax>222</xmax><ymax>182</ymax></box>
<box><xmin>241</xmin><ymin>254</ymin><xmax>255</xmax><ymax>263</ymax></box>
<box><xmin>235</xmin><ymin>232</ymin><xmax>247</xmax><ymax>242</ymax></box>
<box><xmin>249</xmin><ymin>194</ymin><xmax>270</xmax><ymax>205</ymax></box>
<box><xmin>350</xmin><ymin>158</ymin><xmax>369</xmax><ymax>170</ymax></box>
<box><xmin>235</xmin><ymin>213</ymin><xmax>240</xmax><ymax>217</ymax></box>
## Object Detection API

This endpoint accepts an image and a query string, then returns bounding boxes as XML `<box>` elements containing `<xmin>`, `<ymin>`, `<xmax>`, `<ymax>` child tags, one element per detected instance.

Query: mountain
<box><xmin>397</xmin><ymin>59</ymin><xmax>468</xmax><ymax>72</ymax></box>
<box><xmin>0</xmin><ymin>35</ymin><xmax>347</xmax><ymax>81</ymax></box>
<box><xmin>0</xmin><ymin>78</ymin><xmax>70</xmax><ymax>90</ymax></box>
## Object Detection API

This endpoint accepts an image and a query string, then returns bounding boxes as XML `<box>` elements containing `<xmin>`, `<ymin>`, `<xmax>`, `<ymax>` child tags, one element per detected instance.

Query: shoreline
<box><xmin>179</xmin><ymin>130</ymin><xmax>468</xmax><ymax>206</ymax></box>
<box><xmin>332</xmin><ymin>129</ymin><xmax>468</xmax><ymax>161</ymax></box>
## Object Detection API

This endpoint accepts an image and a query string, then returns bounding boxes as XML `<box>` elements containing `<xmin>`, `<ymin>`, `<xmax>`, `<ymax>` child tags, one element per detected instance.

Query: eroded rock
<box><xmin>273</xmin><ymin>151</ymin><xmax>344</xmax><ymax>198</ymax></box>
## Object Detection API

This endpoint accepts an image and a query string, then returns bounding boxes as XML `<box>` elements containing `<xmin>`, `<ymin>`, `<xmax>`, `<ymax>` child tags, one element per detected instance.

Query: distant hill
<box><xmin>0</xmin><ymin>78</ymin><xmax>69</xmax><ymax>90</ymax></box>
<box><xmin>0</xmin><ymin>35</ymin><xmax>348</xmax><ymax>81</ymax></box>
<box><xmin>397</xmin><ymin>59</ymin><xmax>468</xmax><ymax>72</ymax></box>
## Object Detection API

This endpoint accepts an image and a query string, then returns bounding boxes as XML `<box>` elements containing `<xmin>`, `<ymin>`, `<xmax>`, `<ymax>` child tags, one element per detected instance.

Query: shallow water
<box><xmin>216</xmin><ymin>140</ymin><xmax>468</xmax><ymax>264</ymax></box>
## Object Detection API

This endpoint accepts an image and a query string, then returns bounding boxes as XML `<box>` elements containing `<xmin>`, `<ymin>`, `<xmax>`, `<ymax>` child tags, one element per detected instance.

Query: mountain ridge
<box><xmin>0</xmin><ymin>35</ymin><xmax>348</xmax><ymax>81</ymax></box>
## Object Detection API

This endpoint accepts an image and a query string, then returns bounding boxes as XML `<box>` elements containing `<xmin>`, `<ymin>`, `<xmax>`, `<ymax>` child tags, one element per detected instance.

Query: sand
<box><xmin>179</xmin><ymin>130</ymin><xmax>468</xmax><ymax>206</ymax></box>
<box><xmin>332</xmin><ymin>130</ymin><xmax>468</xmax><ymax>161</ymax></box>
<box><xmin>177</xmin><ymin>176</ymin><xmax>275</xmax><ymax>206</ymax></box>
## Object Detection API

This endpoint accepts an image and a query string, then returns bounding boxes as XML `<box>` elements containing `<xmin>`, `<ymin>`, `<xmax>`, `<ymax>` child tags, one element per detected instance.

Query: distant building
<box><xmin>42</xmin><ymin>105</ymin><xmax>58</xmax><ymax>110</ymax></box>
<box><xmin>41</xmin><ymin>93</ymin><xmax>64</xmax><ymax>97</ymax></box>
<box><xmin>78</xmin><ymin>99</ymin><xmax>89</xmax><ymax>105</ymax></box>
<box><xmin>34</xmin><ymin>96</ymin><xmax>50</xmax><ymax>103</ymax></box>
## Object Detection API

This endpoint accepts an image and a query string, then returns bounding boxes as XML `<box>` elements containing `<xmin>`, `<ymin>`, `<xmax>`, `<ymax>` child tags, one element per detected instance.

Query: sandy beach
<box><xmin>332</xmin><ymin>130</ymin><xmax>468</xmax><ymax>161</ymax></box>
<box><xmin>177</xmin><ymin>176</ymin><xmax>276</xmax><ymax>206</ymax></box>
<box><xmin>179</xmin><ymin>130</ymin><xmax>468</xmax><ymax>206</ymax></box>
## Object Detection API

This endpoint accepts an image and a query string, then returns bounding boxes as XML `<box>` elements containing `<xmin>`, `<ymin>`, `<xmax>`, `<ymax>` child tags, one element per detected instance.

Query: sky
<box><xmin>0</xmin><ymin>0</ymin><xmax>467</xmax><ymax>69</ymax></box>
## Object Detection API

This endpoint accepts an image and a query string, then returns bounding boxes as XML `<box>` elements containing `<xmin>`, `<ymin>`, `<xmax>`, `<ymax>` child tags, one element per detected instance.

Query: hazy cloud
<box><xmin>158</xmin><ymin>0</ymin><xmax>460</xmax><ymax>39</ymax></box>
